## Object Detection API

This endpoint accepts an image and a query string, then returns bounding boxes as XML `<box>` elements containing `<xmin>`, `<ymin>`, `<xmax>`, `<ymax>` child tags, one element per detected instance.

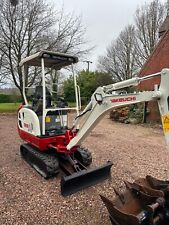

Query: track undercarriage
<box><xmin>101</xmin><ymin>175</ymin><xmax>169</xmax><ymax>225</ymax></box>
<box><xmin>20</xmin><ymin>144</ymin><xmax>112</xmax><ymax>196</ymax></box>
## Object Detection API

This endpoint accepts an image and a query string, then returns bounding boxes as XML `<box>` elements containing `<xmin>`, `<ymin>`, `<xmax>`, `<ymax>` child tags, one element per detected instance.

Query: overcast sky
<box><xmin>51</xmin><ymin>0</ymin><xmax>166</xmax><ymax>71</ymax></box>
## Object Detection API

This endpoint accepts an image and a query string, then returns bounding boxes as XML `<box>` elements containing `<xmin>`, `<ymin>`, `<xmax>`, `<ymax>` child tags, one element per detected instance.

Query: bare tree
<box><xmin>44</xmin><ymin>9</ymin><xmax>88</xmax><ymax>100</ymax></box>
<box><xmin>0</xmin><ymin>0</ymin><xmax>88</xmax><ymax>99</ymax></box>
<box><xmin>45</xmin><ymin>9</ymin><xmax>88</xmax><ymax>56</ymax></box>
<box><xmin>98</xmin><ymin>25</ymin><xmax>139</xmax><ymax>82</ymax></box>
<box><xmin>135</xmin><ymin>0</ymin><xmax>166</xmax><ymax>66</ymax></box>
<box><xmin>10</xmin><ymin>0</ymin><xmax>18</xmax><ymax>6</ymax></box>
<box><xmin>0</xmin><ymin>50</ymin><xmax>11</xmax><ymax>87</ymax></box>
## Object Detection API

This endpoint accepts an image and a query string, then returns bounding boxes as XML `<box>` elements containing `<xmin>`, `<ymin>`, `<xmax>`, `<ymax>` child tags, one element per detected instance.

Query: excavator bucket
<box><xmin>61</xmin><ymin>161</ymin><xmax>113</xmax><ymax>196</ymax></box>
<box><xmin>100</xmin><ymin>176</ymin><xmax>169</xmax><ymax>225</ymax></box>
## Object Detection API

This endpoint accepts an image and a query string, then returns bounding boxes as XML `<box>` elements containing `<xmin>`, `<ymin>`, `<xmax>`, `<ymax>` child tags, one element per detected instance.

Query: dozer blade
<box><xmin>61</xmin><ymin>161</ymin><xmax>113</xmax><ymax>196</ymax></box>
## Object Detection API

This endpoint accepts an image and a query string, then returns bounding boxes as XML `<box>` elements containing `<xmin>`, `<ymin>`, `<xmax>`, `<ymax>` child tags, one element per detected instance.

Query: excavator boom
<box><xmin>67</xmin><ymin>69</ymin><xmax>169</xmax><ymax>150</ymax></box>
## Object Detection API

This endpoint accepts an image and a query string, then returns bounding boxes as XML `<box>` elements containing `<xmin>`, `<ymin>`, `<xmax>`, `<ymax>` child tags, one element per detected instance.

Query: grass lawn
<box><xmin>0</xmin><ymin>103</ymin><xmax>21</xmax><ymax>113</ymax></box>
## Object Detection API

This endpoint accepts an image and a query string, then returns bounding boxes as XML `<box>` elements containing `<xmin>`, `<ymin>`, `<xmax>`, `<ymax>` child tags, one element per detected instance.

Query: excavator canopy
<box><xmin>19</xmin><ymin>50</ymin><xmax>78</xmax><ymax>69</ymax></box>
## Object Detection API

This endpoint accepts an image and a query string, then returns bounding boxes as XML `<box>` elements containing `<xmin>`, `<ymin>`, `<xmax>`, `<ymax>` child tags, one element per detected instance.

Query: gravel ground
<box><xmin>1</xmin><ymin>114</ymin><xmax>169</xmax><ymax>225</ymax></box>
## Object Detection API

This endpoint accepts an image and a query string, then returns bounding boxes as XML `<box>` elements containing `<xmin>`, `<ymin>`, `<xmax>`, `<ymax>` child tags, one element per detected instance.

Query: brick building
<box><xmin>139</xmin><ymin>16</ymin><xmax>169</xmax><ymax>122</ymax></box>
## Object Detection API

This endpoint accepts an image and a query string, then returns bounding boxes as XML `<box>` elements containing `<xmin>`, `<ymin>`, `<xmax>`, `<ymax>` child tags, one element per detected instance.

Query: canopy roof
<box><xmin>19</xmin><ymin>50</ymin><xmax>78</xmax><ymax>69</ymax></box>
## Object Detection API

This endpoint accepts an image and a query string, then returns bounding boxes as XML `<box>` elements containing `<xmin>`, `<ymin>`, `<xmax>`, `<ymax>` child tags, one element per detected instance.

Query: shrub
<box><xmin>0</xmin><ymin>94</ymin><xmax>22</xmax><ymax>103</ymax></box>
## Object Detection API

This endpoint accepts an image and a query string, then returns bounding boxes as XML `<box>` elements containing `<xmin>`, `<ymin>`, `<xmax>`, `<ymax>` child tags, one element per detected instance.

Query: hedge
<box><xmin>0</xmin><ymin>94</ymin><xmax>22</xmax><ymax>103</ymax></box>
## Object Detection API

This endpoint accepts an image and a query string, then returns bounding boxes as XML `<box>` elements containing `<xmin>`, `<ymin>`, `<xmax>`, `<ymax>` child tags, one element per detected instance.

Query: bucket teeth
<box><xmin>101</xmin><ymin>175</ymin><xmax>169</xmax><ymax>225</ymax></box>
<box><xmin>100</xmin><ymin>195</ymin><xmax>116</xmax><ymax>217</ymax></box>
<box><xmin>113</xmin><ymin>187</ymin><xmax>125</xmax><ymax>204</ymax></box>
<box><xmin>124</xmin><ymin>180</ymin><xmax>134</xmax><ymax>189</ymax></box>
<box><xmin>146</xmin><ymin>175</ymin><xmax>169</xmax><ymax>190</ymax></box>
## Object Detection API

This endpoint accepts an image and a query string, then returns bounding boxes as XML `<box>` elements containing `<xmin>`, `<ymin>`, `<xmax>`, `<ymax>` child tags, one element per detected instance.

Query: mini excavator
<box><xmin>17</xmin><ymin>50</ymin><xmax>113</xmax><ymax>196</ymax></box>
<box><xmin>18</xmin><ymin>50</ymin><xmax>169</xmax><ymax>224</ymax></box>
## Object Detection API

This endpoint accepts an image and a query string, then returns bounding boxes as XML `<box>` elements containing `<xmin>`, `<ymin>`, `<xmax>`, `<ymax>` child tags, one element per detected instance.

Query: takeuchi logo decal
<box><xmin>111</xmin><ymin>96</ymin><xmax>136</xmax><ymax>103</ymax></box>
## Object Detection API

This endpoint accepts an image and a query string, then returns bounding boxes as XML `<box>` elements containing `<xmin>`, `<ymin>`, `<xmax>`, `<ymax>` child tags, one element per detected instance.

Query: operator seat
<box><xmin>32</xmin><ymin>86</ymin><xmax>52</xmax><ymax>114</ymax></box>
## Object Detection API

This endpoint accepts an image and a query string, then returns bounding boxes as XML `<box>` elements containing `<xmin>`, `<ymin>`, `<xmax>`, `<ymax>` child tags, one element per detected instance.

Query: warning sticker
<box><xmin>45</xmin><ymin>116</ymin><xmax>51</xmax><ymax>123</ymax></box>
<box><xmin>162</xmin><ymin>115</ymin><xmax>169</xmax><ymax>133</ymax></box>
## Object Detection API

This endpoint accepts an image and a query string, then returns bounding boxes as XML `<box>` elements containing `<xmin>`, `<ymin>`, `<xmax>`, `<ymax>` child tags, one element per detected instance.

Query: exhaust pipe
<box><xmin>61</xmin><ymin>161</ymin><xmax>113</xmax><ymax>196</ymax></box>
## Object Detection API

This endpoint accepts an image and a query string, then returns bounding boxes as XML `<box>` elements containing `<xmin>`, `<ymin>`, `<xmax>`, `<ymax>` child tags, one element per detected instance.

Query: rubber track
<box><xmin>20</xmin><ymin>144</ymin><xmax>59</xmax><ymax>178</ymax></box>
